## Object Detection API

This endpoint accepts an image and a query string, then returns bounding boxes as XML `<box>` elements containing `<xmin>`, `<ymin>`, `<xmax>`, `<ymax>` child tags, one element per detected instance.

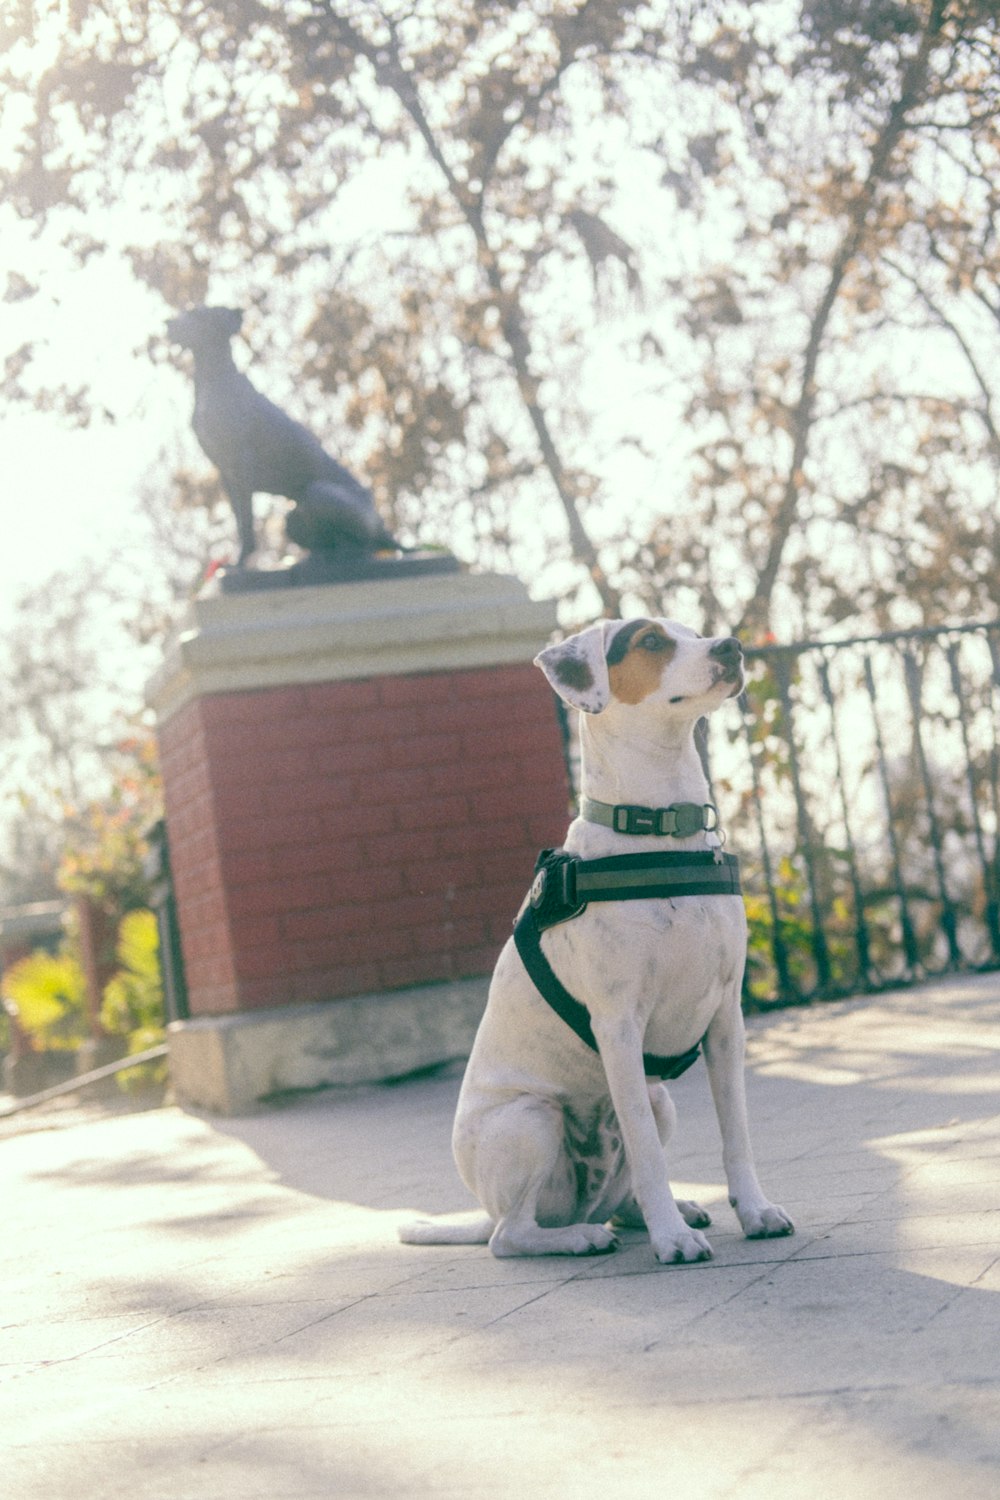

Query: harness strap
<box><xmin>512</xmin><ymin>846</ymin><xmax>743</xmax><ymax>1082</ymax></box>
<box><xmin>513</xmin><ymin>904</ymin><xmax>703</xmax><ymax>1081</ymax></box>
<box><xmin>574</xmin><ymin>849</ymin><xmax>741</xmax><ymax>902</ymax></box>
<box><xmin>528</xmin><ymin>847</ymin><xmax>741</xmax><ymax>930</ymax></box>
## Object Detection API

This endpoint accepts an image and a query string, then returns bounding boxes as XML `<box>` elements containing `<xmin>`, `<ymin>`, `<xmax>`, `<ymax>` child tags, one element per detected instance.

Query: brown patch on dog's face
<box><xmin>606</xmin><ymin>620</ymin><xmax>677</xmax><ymax>704</ymax></box>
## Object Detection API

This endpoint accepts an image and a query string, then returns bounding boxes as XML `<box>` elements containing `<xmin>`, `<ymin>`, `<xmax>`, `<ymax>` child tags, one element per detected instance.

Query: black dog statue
<box><xmin>167</xmin><ymin>305</ymin><xmax>400</xmax><ymax>565</ymax></box>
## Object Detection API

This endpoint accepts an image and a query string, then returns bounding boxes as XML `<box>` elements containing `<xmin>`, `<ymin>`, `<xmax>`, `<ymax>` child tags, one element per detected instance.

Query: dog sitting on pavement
<box><xmin>400</xmin><ymin>618</ymin><xmax>793</xmax><ymax>1264</ymax></box>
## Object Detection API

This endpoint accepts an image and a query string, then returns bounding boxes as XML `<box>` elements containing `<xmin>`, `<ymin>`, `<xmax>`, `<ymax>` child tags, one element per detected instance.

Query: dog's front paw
<box><xmin>652</xmin><ymin>1226</ymin><xmax>714</xmax><ymax>1265</ymax></box>
<box><xmin>734</xmin><ymin>1199</ymin><xmax>795</xmax><ymax>1239</ymax></box>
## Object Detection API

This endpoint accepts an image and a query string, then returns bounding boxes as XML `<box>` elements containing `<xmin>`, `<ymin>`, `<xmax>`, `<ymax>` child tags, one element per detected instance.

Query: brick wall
<box><xmin>158</xmin><ymin>663</ymin><xmax>571</xmax><ymax>1016</ymax></box>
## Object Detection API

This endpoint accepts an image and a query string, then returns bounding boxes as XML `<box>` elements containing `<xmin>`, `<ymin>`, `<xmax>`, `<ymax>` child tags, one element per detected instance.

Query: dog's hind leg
<box><xmin>460</xmin><ymin>1095</ymin><xmax>618</xmax><ymax>1258</ymax></box>
<box><xmin>301</xmin><ymin>478</ymin><xmax>398</xmax><ymax>549</ymax></box>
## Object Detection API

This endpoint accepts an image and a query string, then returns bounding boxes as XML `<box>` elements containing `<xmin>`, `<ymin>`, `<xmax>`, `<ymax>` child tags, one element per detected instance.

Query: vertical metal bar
<box><xmin>817</xmin><ymin>653</ymin><xmax>875</xmax><ymax>984</ymax></box>
<box><xmin>745</xmin><ymin>622</ymin><xmax>1000</xmax><ymax>999</ymax></box>
<box><xmin>773</xmin><ymin>652</ymin><xmax>832</xmax><ymax>992</ymax></box>
<box><xmin>947</xmin><ymin>638</ymin><xmax>1000</xmax><ymax>960</ymax></box>
<box><xmin>739</xmin><ymin>686</ymin><xmax>795</xmax><ymax>1002</ymax></box>
<box><xmin>986</xmin><ymin>631</ymin><xmax>1000</xmax><ymax>942</ymax></box>
<box><xmin>863</xmin><ymin>649</ymin><xmax>921</xmax><ymax>975</ymax></box>
<box><xmin>903</xmin><ymin>648</ymin><xmax>962</xmax><ymax>967</ymax></box>
<box><xmin>143</xmin><ymin>819</ymin><xmax>189</xmax><ymax>1023</ymax></box>
<box><xmin>552</xmin><ymin>694</ymin><xmax>578</xmax><ymax>813</ymax></box>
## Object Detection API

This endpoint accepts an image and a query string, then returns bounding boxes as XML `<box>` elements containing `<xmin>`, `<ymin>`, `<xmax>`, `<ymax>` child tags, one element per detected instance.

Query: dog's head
<box><xmin>166</xmin><ymin>305</ymin><xmax>243</xmax><ymax>350</ymax></box>
<box><xmin>536</xmin><ymin>618</ymin><xmax>745</xmax><ymax>716</ymax></box>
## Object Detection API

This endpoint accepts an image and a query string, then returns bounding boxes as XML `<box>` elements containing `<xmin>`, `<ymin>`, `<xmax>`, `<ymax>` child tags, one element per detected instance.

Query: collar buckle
<box><xmin>610</xmin><ymin>802</ymin><xmax>717</xmax><ymax>837</ymax></box>
<box><xmin>612</xmin><ymin>804</ymin><xmax>658</xmax><ymax>835</ymax></box>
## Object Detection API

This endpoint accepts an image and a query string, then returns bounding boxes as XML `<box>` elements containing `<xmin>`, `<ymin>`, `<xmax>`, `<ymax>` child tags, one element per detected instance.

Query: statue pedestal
<box><xmin>147</xmin><ymin>569</ymin><xmax>568</xmax><ymax>1112</ymax></box>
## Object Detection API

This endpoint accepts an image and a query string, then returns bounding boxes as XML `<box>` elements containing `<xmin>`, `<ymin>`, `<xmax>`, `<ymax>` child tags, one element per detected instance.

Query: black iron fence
<box><xmin>707</xmin><ymin>621</ymin><xmax>1000</xmax><ymax>1006</ymax></box>
<box><xmin>558</xmin><ymin>620</ymin><xmax>1000</xmax><ymax>1007</ymax></box>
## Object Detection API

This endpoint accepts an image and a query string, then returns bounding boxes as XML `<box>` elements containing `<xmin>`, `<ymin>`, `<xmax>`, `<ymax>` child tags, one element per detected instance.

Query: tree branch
<box><xmin>316</xmin><ymin>0</ymin><xmax>621</xmax><ymax>613</ymax></box>
<box><xmin>737</xmin><ymin>0</ymin><xmax>950</xmax><ymax>638</ymax></box>
<box><xmin>882</xmin><ymin>254</ymin><xmax>1000</xmax><ymax>456</ymax></box>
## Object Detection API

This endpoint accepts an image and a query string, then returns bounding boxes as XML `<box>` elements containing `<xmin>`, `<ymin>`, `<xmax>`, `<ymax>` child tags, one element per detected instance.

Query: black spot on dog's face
<box><xmin>555</xmin><ymin>655</ymin><xmax>595</xmax><ymax>692</ymax></box>
<box><xmin>605</xmin><ymin>619</ymin><xmax>655</xmax><ymax>666</ymax></box>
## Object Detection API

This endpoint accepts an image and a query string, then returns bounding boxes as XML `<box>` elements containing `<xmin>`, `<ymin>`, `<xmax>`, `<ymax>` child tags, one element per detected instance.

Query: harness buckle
<box><xmin>528</xmin><ymin>849</ymin><xmax>586</xmax><ymax>929</ymax></box>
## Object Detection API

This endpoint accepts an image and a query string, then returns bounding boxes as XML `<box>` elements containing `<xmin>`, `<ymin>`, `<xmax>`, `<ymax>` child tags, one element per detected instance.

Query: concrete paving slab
<box><xmin>2</xmin><ymin>970</ymin><xmax>999</xmax><ymax>1498</ymax></box>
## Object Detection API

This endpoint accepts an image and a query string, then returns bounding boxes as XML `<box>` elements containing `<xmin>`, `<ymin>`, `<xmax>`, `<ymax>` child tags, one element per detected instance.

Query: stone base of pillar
<box><xmin>167</xmin><ymin>974</ymin><xmax>488</xmax><ymax>1114</ymax></box>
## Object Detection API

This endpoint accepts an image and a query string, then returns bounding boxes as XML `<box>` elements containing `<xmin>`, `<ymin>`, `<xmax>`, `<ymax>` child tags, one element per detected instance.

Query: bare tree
<box><xmin>1</xmin><ymin>0</ymin><xmax>998</xmax><ymax>640</ymax></box>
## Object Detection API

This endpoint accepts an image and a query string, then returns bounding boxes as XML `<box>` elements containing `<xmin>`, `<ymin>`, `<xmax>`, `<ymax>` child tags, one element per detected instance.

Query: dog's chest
<box><xmin>192</xmin><ymin>381</ymin><xmax>255</xmax><ymax>468</ymax></box>
<box><xmin>546</xmin><ymin>893</ymin><xmax>746</xmax><ymax>1046</ymax></box>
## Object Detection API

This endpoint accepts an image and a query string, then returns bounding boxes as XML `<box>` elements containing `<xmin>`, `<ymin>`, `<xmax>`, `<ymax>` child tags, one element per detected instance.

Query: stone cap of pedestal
<box><xmin>147</xmin><ymin>569</ymin><xmax>558</xmax><ymax>723</ymax></box>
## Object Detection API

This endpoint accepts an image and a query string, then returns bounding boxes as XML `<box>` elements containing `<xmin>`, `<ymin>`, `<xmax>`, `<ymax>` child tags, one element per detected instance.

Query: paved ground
<box><xmin>2</xmin><ymin>972</ymin><xmax>999</xmax><ymax>1499</ymax></box>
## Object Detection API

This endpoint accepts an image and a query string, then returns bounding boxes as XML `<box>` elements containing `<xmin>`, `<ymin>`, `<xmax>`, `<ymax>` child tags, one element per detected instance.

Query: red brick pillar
<box><xmin>147</xmin><ymin>570</ymin><xmax>569</xmax><ymax>1111</ymax></box>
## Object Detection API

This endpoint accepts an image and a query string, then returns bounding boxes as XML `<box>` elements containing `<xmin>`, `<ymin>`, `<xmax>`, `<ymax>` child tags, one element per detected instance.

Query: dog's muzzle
<box><xmin>710</xmin><ymin>636</ymin><xmax>744</xmax><ymax>693</ymax></box>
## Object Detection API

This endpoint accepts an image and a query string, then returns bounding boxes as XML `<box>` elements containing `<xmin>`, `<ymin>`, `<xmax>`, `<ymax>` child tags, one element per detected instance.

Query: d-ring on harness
<box><xmin>512</xmin><ymin>800</ymin><xmax>742</xmax><ymax>1081</ymax></box>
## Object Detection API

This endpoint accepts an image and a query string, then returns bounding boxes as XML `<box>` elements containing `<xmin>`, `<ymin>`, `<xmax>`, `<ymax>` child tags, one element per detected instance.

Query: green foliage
<box><xmin>0</xmin><ymin>737</ymin><xmax>166</xmax><ymax>1088</ymax></box>
<box><xmin>1</xmin><ymin>947</ymin><xmax>88</xmax><ymax>1052</ymax></box>
<box><xmin>100</xmin><ymin>908</ymin><xmax>167</xmax><ymax>1094</ymax></box>
<box><xmin>54</xmin><ymin>733</ymin><xmax>164</xmax><ymax>1005</ymax></box>
<box><xmin>59</xmin><ymin>735</ymin><xmax>162</xmax><ymax>913</ymax></box>
<box><xmin>0</xmin><ymin>905</ymin><xmax>167</xmax><ymax>1093</ymax></box>
<box><xmin>100</xmin><ymin>908</ymin><xmax>163</xmax><ymax>1036</ymax></box>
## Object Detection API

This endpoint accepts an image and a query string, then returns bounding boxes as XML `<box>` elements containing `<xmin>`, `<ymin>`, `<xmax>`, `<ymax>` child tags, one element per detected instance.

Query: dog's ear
<box><xmin>534</xmin><ymin>622</ymin><xmax>617</xmax><ymax>714</ymax></box>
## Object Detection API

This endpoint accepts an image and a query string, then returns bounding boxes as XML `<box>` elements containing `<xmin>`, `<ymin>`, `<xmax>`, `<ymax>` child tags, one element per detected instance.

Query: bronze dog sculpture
<box><xmin>168</xmin><ymin>305</ymin><xmax>400</xmax><ymax>565</ymax></box>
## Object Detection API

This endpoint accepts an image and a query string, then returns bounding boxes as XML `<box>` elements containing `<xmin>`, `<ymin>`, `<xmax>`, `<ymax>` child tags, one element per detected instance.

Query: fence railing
<box><xmin>558</xmin><ymin>620</ymin><xmax>1000</xmax><ymax>1007</ymax></box>
<box><xmin>707</xmin><ymin>621</ymin><xmax>1000</xmax><ymax>1006</ymax></box>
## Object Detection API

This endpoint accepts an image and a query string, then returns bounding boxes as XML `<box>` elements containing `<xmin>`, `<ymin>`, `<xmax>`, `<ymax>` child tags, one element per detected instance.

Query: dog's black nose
<box><xmin>709</xmin><ymin>636</ymin><xmax>743</xmax><ymax>665</ymax></box>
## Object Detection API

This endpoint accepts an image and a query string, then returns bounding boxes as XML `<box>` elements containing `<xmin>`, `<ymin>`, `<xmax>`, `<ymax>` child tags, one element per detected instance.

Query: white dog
<box><xmin>400</xmin><ymin>618</ymin><xmax>793</xmax><ymax>1264</ymax></box>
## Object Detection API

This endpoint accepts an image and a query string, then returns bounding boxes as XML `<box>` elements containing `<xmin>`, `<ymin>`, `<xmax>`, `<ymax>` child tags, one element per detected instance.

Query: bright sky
<box><xmin>0</xmin><ymin>222</ymin><xmax>645</xmax><ymax>634</ymax></box>
<box><xmin>0</xmin><ymin>144</ymin><xmax>585</xmax><ymax>634</ymax></box>
<box><xmin>0</xmin><ymin>252</ymin><xmax>190</xmax><ymax>624</ymax></box>
<box><xmin>0</xmin><ymin>8</ymin><xmax>694</xmax><ymax>647</ymax></box>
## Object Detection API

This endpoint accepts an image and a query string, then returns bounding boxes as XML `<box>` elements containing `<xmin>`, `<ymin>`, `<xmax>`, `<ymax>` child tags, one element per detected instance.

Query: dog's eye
<box><xmin>639</xmin><ymin>633</ymin><xmax>667</xmax><ymax>652</ymax></box>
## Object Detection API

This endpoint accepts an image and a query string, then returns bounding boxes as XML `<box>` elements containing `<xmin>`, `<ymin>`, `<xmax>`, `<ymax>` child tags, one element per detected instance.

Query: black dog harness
<box><xmin>512</xmin><ymin>810</ymin><xmax>742</xmax><ymax>1081</ymax></box>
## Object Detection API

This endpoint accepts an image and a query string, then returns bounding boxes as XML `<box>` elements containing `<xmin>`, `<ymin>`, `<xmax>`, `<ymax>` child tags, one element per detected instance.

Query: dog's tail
<box><xmin>397</xmin><ymin>1211</ymin><xmax>494</xmax><ymax>1246</ymax></box>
